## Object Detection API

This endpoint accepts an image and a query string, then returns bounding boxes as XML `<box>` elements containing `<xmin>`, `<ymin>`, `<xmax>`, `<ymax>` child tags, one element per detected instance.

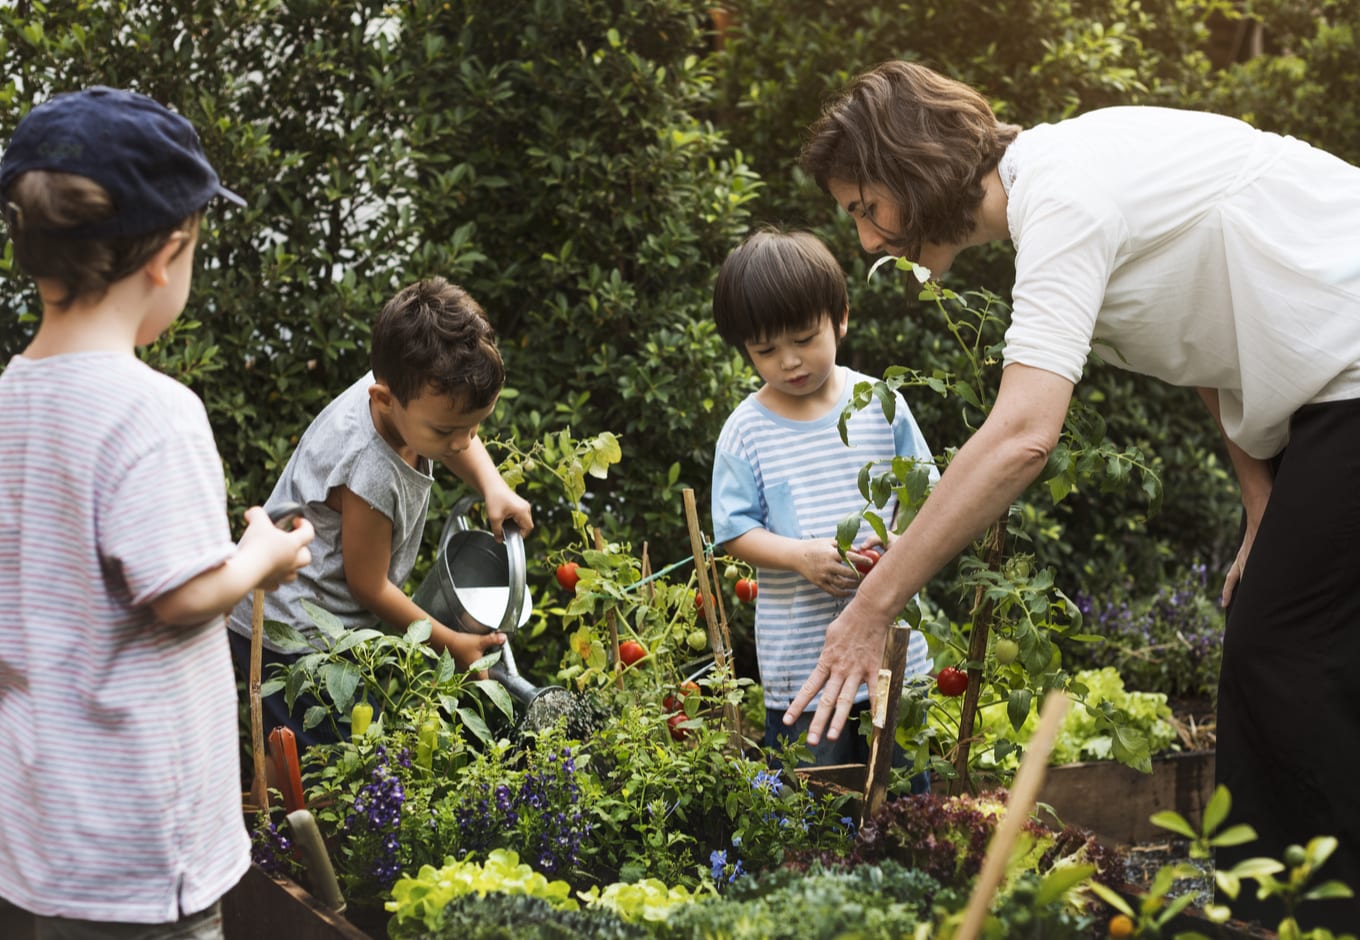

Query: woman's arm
<box><xmin>1197</xmin><ymin>387</ymin><xmax>1273</xmax><ymax>606</ymax></box>
<box><xmin>785</xmin><ymin>363</ymin><xmax>1076</xmax><ymax>744</ymax></box>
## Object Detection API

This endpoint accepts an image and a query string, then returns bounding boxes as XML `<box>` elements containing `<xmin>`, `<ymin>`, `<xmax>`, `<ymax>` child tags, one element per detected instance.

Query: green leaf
<box><xmin>405</xmin><ymin>618</ymin><xmax>434</xmax><ymax>645</ymax></box>
<box><xmin>263</xmin><ymin>618</ymin><xmax>311</xmax><ymax>653</ymax></box>
<box><xmin>321</xmin><ymin>661</ymin><xmax>361</xmax><ymax>713</ymax></box>
<box><xmin>1150</xmin><ymin>811</ymin><xmax>1197</xmax><ymax>840</ymax></box>
<box><xmin>302</xmin><ymin>599</ymin><xmax>346</xmax><ymax>639</ymax></box>
<box><xmin>456</xmin><ymin>705</ymin><xmax>493</xmax><ymax>745</ymax></box>
<box><xmin>1202</xmin><ymin>784</ymin><xmax>1231</xmax><ymax>836</ymax></box>
<box><xmin>1034</xmin><ymin>863</ymin><xmax>1094</xmax><ymax>906</ymax></box>
<box><xmin>473</xmin><ymin>678</ymin><xmax>515</xmax><ymax>721</ymax></box>
<box><xmin>1209</xmin><ymin>823</ymin><xmax>1257</xmax><ymax>847</ymax></box>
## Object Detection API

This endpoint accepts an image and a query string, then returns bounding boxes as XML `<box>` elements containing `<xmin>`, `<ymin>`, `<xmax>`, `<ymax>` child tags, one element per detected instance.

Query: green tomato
<box><xmin>994</xmin><ymin>638</ymin><xmax>1020</xmax><ymax>665</ymax></box>
<box><xmin>723</xmin><ymin>563</ymin><xmax>741</xmax><ymax>581</ymax></box>
<box><xmin>1284</xmin><ymin>844</ymin><xmax>1308</xmax><ymax>868</ymax></box>
<box><xmin>687</xmin><ymin>629</ymin><xmax>708</xmax><ymax>651</ymax></box>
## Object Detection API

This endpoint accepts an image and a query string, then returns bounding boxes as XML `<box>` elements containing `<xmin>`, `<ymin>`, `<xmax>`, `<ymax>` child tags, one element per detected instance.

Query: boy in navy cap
<box><xmin>0</xmin><ymin>87</ymin><xmax>314</xmax><ymax>937</ymax></box>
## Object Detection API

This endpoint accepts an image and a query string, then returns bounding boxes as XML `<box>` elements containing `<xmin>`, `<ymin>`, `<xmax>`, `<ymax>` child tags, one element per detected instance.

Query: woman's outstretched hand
<box><xmin>782</xmin><ymin>602</ymin><xmax>890</xmax><ymax>745</ymax></box>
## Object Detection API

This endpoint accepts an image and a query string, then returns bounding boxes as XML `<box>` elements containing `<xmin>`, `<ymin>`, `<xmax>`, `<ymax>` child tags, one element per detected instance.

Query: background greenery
<box><xmin>4</xmin><ymin>0</ymin><xmax>1356</xmax><ymax>677</ymax></box>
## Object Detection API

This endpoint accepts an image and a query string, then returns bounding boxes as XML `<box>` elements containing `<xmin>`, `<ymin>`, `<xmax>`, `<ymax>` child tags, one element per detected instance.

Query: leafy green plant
<box><xmin>260</xmin><ymin>601</ymin><xmax>512</xmax><ymax>747</ymax></box>
<box><xmin>1092</xmin><ymin>784</ymin><xmax>1358</xmax><ymax>939</ymax></box>
<box><xmin>387</xmin><ymin>849</ymin><xmax>580</xmax><ymax>935</ymax></box>
<box><xmin>840</xmin><ymin>260</ymin><xmax>1164</xmax><ymax>784</ymax></box>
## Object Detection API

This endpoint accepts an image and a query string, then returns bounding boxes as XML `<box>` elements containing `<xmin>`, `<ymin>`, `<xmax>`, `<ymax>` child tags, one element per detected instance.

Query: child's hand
<box><xmin>239</xmin><ymin>505</ymin><xmax>314</xmax><ymax>591</ymax></box>
<box><xmin>483</xmin><ymin>486</ymin><xmax>534</xmax><ymax>539</ymax></box>
<box><xmin>442</xmin><ymin>627</ymin><xmax>507</xmax><ymax>672</ymax></box>
<box><xmin>798</xmin><ymin>539</ymin><xmax>862</xmax><ymax>597</ymax></box>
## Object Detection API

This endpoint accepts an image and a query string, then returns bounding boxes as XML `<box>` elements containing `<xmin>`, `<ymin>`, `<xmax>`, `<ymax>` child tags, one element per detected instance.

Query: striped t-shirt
<box><xmin>0</xmin><ymin>352</ymin><xmax>249</xmax><ymax>922</ymax></box>
<box><xmin>712</xmin><ymin>367</ymin><xmax>936</xmax><ymax>711</ymax></box>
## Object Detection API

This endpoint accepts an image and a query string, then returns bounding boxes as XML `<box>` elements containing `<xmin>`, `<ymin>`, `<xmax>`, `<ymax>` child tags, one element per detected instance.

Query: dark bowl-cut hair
<box><xmin>801</xmin><ymin>60</ymin><xmax>1020</xmax><ymax>258</ymax></box>
<box><xmin>713</xmin><ymin>228</ymin><xmax>848</xmax><ymax>350</ymax></box>
<box><xmin>371</xmin><ymin>277</ymin><xmax>504</xmax><ymax>409</ymax></box>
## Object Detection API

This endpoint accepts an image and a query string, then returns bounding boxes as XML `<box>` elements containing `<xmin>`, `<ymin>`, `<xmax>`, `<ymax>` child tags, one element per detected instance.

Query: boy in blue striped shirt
<box><xmin>710</xmin><ymin>228</ymin><xmax>935</xmax><ymax>774</ymax></box>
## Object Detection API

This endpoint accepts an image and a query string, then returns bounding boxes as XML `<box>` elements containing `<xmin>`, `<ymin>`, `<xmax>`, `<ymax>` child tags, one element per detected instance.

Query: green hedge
<box><xmin>2</xmin><ymin>0</ymin><xmax>1353</xmax><ymax>655</ymax></box>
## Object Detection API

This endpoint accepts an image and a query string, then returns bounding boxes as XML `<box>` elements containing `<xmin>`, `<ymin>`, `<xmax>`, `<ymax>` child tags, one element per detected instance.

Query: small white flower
<box><xmin>912</xmin><ymin>263</ymin><xmax>933</xmax><ymax>283</ymax></box>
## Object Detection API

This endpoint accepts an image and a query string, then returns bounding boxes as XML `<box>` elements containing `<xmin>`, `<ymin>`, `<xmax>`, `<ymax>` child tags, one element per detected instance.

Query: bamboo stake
<box><xmin>682</xmin><ymin>488</ymin><xmax>741</xmax><ymax>750</ymax></box>
<box><xmin>247</xmin><ymin>587</ymin><xmax>269</xmax><ymax>813</ymax></box>
<box><xmin>640</xmin><ymin>542</ymin><xmax>653</xmax><ymax>602</ymax></box>
<box><xmin>861</xmin><ymin>621</ymin><xmax>911</xmax><ymax>823</ymax></box>
<box><xmin>955</xmin><ymin>690</ymin><xmax>1071</xmax><ymax>940</ymax></box>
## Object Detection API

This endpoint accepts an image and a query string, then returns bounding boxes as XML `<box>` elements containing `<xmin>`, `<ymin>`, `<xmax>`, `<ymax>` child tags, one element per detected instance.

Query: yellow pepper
<box><xmin>350</xmin><ymin>702</ymin><xmax>374</xmax><ymax>739</ymax></box>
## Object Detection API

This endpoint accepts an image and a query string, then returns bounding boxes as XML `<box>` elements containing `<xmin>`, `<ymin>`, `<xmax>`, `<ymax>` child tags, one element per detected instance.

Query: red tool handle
<box><xmin>268</xmin><ymin>726</ymin><xmax>306</xmax><ymax>813</ymax></box>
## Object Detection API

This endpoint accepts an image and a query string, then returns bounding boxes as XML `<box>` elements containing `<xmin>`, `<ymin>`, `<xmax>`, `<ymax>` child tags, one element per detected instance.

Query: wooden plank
<box><xmin>1038</xmin><ymin>750</ymin><xmax>1216</xmax><ymax>846</ymax></box>
<box><xmin>223</xmin><ymin>865</ymin><xmax>374</xmax><ymax>940</ymax></box>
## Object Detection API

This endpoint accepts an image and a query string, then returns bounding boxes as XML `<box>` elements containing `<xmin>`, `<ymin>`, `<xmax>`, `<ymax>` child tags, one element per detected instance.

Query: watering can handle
<box><xmin>499</xmin><ymin>520</ymin><xmax>525</xmax><ymax>634</ymax></box>
<box><xmin>436</xmin><ymin>495</ymin><xmax>480</xmax><ymax>548</ymax></box>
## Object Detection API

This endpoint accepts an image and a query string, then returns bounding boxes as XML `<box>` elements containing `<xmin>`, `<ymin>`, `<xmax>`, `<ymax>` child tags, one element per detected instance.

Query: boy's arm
<box><xmin>151</xmin><ymin>507</ymin><xmax>314</xmax><ymax>626</ymax></box>
<box><xmin>722</xmin><ymin>528</ymin><xmax>866</xmax><ymax>598</ymax></box>
<box><xmin>338</xmin><ymin>486</ymin><xmax>505</xmax><ymax>669</ymax></box>
<box><xmin>440</xmin><ymin>437</ymin><xmax>533</xmax><ymax>539</ymax></box>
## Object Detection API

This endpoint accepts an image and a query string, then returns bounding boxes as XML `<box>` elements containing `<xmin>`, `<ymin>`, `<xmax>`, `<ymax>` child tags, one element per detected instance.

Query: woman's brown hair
<box><xmin>801</xmin><ymin>60</ymin><xmax>1020</xmax><ymax>257</ymax></box>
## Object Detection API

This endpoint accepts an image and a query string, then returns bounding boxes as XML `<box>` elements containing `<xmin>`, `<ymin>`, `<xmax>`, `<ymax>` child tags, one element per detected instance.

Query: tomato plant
<box><xmin>734</xmin><ymin>577</ymin><xmax>757</xmax><ymax>603</ymax></box>
<box><xmin>618</xmin><ymin>640</ymin><xmax>647</xmax><ymax>668</ymax></box>
<box><xmin>555</xmin><ymin>561</ymin><xmax>580</xmax><ymax>592</ymax></box>
<box><xmin>936</xmin><ymin>667</ymin><xmax>967</xmax><ymax>697</ymax></box>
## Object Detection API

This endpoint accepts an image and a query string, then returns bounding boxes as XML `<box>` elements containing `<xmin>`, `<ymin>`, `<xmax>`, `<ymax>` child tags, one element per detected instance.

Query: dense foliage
<box><xmin>2</xmin><ymin>0</ymin><xmax>1354</xmax><ymax>697</ymax></box>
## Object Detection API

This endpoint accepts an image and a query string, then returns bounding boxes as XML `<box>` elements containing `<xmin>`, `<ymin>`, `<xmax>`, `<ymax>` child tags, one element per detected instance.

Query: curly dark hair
<box><xmin>370</xmin><ymin>277</ymin><xmax>504</xmax><ymax>408</ymax></box>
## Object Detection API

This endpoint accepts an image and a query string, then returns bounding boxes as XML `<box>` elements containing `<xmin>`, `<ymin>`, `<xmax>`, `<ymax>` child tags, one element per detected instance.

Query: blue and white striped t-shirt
<box><xmin>712</xmin><ymin>367</ymin><xmax>936</xmax><ymax>711</ymax></box>
<box><xmin>0</xmin><ymin>352</ymin><xmax>249</xmax><ymax>922</ymax></box>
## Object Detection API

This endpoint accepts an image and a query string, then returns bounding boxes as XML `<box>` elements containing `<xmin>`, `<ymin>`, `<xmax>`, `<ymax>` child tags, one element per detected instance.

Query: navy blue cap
<box><xmin>0</xmin><ymin>86</ymin><xmax>245</xmax><ymax>239</ymax></box>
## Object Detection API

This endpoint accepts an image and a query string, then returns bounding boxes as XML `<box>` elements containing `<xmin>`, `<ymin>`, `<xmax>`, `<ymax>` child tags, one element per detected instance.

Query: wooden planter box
<box><xmin>0</xmin><ymin>865</ymin><xmax>376</xmax><ymax>940</ymax></box>
<box><xmin>1039</xmin><ymin>750</ymin><xmax>1216</xmax><ymax>846</ymax></box>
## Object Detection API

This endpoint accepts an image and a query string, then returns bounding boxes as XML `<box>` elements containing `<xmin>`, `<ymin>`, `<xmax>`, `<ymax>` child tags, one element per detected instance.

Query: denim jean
<box><xmin>32</xmin><ymin>900</ymin><xmax>224</xmax><ymax>940</ymax></box>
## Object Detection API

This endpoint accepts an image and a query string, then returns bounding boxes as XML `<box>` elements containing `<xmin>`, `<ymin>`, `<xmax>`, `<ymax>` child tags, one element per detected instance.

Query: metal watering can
<box><xmin>412</xmin><ymin>497</ymin><xmax>569</xmax><ymax>727</ymax></box>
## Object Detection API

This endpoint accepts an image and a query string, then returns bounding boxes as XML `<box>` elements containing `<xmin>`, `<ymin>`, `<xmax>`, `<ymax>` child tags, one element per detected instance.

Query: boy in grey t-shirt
<box><xmin>227</xmin><ymin>277</ymin><xmax>532</xmax><ymax>745</ymax></box>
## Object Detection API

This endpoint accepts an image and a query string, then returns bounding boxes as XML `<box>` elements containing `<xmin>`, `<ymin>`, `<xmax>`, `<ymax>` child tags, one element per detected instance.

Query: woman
<box><xmin>786</xmin><ymin>59</ymin><xmax>1360</xmax><ymax>929</ymax></box>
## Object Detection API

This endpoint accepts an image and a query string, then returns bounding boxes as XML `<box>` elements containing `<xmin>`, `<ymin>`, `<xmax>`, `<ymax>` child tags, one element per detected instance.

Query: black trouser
<box><xmin>1216</xmin><ymin>398</ymin><xmax>1360</xmax><ymax>930</ymax></box>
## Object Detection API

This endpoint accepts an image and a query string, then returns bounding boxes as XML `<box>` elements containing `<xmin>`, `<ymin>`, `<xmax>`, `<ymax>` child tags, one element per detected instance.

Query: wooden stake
<box><xmin>682</xmin><ymin>488</ymin><xmax>741</xmax><ymax>749</ymax></box>
<box><xmin>861</xmin><ymin>622</ymin><xmax>911</xmax><ymax>823</ymax></box>
<box><xmin>247</xmin><ymin>587</ymin><xmax>269</xmax><ymax>813</ymax></box>
<box><xmin>955</xmin><ymin>690</ymin><xmax>1071</xmax><ymax>940</ymax></box>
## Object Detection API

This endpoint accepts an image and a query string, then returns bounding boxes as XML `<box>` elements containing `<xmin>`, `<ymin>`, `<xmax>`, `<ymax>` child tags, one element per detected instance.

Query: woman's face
<box><xmin>827</xmin><ymin>178</ymin><xmax>963</xmax><ymax>276</ymax></box>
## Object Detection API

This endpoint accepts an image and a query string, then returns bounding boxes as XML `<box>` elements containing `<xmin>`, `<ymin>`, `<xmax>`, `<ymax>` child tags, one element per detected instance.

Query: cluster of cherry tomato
<box><xmin>662</xmin><ymin>680</ymin><xmax>701</xmax><ymax>740</ymax></box>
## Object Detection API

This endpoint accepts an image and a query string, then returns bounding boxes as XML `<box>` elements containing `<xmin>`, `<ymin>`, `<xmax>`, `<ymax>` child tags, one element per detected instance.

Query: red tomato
<box><xmin>663</xmin><ymin>693</ymin><xmax>683</xmax><ymax>713</ymax></box>
<box><xmin>555</xmin><ymin>562</ymin><xmax>580</xmax><ymax>592</ymax></box>
<box><xmin>734</xmin><ymin>578</ymin><xmax>758</xmax><ymax>603</ymax></box>
<box><xmin>667</xmin><ymin>712</ymin><xmax>690</xmax><ymax>741</ymax></box>
<box><xmin>694</xmin><ymin>590</ymin><xmax>706</xmax><ymax>610</ymax></box>
<box><xmin>680</xmin><ymin>680</ymin><xmax>701</xmax><ymax>697</ymax></box>
<box><xmin>936</xmin><ymin>666</ymin><xmax>968</xmax><ymax>697</ymax></box>
<box><xmin>851</xmin><ymin>546</ymin><xmax>882</xmax><ymax>574</ymax></box>
<box><xmin>618</xmin><ymin>640</ymin><xmax>647</xmax><ymax>667</ymax></box>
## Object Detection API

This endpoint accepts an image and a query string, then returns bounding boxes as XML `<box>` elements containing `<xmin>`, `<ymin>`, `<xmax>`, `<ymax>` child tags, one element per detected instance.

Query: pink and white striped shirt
<box><xmin>0</xmin><ymin>352</ymin><xmax>249</xmax><ymax>922</ymax></box>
